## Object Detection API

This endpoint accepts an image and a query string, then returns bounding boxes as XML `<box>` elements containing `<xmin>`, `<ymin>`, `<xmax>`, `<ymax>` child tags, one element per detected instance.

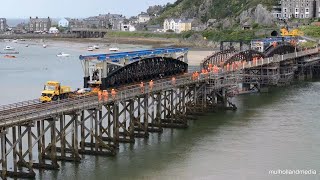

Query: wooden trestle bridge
<box><xmin>0</xmin><ymin>45</ymin><xmax>319</xmax><ymax>179</ymax></box>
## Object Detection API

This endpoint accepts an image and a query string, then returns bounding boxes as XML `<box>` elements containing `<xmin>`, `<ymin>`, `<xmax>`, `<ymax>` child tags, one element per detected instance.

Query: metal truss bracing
<box><xmin>104</xmin><ymin>57</ymin><xmax>188</xmax><ymax>88</ymax></box>
<box><xmin>0</xmin><ymin>81</ymin><xmax>237</xmax><ymax>179</ymax></box>
<box><xmin>264</xmin><ymin>43</ymin><xmax>296</xmax><ymax>57</ymax></box>
<box><xmin>201</xmin><ymin>49</ymin><xmax>237</xmax><ymax>69</ymax></box>
<box><xmin>223</xmin><ymin>50</ymin><xmax>265</xmax><ymax>66</ymax></box>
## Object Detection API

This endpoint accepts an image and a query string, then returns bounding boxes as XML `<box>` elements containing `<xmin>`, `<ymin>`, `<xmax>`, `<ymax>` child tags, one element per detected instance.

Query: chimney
<box><xmin>36</xmin><ymin>16</ymin><xmax>38</xmax><ymax>19</ymax></box>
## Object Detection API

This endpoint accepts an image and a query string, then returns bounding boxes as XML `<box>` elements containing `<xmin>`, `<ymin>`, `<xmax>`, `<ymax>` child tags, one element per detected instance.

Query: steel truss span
<box><xmin>223</xmin><ymin>50</ymin><xmax>265</xmax><ymax>66</ymax></box>
<box><xmin>265</xmin><ymin>43</ymin><xmax>296</xmax><ymax>57</ymax></box>
<box><xmin>202</xmin><ymin>50</ymin><xmax>236</xmax><ymax>69</ymax></box>
<box><xmin>104</xmin><ymin>57</ymin><xmax>188</xmax><ymax>88</ymax></box>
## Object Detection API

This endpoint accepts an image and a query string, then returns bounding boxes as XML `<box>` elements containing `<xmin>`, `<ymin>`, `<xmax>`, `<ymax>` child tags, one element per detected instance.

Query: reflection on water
<box><xmin>1</xmin><ymin>40</ymin><xmax>320</xmax><ymax>180</ymax></box>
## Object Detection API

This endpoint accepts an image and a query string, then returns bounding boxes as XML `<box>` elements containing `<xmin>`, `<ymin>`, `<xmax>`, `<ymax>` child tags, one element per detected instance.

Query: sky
<box><xmin>0</xmin><ymin>0</ymin><xmax>176</xmax><ymax>19</ymax></box>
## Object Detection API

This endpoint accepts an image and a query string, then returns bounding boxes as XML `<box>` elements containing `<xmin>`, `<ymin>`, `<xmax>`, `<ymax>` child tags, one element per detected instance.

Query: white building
<box><xmin>58</xmin><ymin>18</ymin><xmax>70</xmax><ymax>28</ymax></box>
<box><xmin>121</xmin><ymin>23</ymin><xmax>136</xmax><ymax>31</ymax></box>
<box><xmin>163</xmin><ymin>19</ymin><xmax>179</xmax><ymax>32</ymax></box>
<box><xmin>49</xmin><ymin>27</ymin><xmax>59</xmax><ymax>34</ymax></box>
<box><xmin>138</xmin><ymin>13</ymin><xmax>151</xmax><ymax>23</ymax></box>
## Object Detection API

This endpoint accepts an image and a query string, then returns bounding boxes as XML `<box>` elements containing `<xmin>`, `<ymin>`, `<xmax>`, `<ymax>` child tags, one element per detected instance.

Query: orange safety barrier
<box><xmin>102</xmin><ymin>90</ymin><xmax>108</xmax><ymax>101</ymax></box>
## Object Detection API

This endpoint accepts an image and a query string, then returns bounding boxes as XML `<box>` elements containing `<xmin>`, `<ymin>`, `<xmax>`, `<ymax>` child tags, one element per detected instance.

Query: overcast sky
<box><xmin>0</xmin><ymin>0</ymin><xmax>176</xmax><ymax>18</ymax></box>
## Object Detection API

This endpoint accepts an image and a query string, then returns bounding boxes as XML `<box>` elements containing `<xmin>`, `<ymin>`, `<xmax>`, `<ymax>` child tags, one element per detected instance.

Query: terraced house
<box><xmin>281</xmin><ymin>0</ymin><xmax>320</xmax><ymax>19</ymax></box>
<box><xmin>28</xmin><ymin>17</ymin><xmax>52</xmax><ymax>32</ymax></box>
<box><xmin>0</xmin><ymin>18</ymin><xmax>7</xmax><ymax>32</ymax></box>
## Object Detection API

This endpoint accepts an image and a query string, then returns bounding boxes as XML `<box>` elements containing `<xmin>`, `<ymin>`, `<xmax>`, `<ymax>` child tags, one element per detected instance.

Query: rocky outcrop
<box><xmin>239</xmin><ymin>4</ymin><xmax>275</xmax><ymax>26</ymax></box>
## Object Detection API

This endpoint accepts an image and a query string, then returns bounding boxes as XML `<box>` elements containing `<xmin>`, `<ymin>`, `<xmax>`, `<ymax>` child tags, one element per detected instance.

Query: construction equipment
<box><xmin>40</xmin><ymin>81</ymin><xmax>72</xmax><ymax>102</ymax></box>
<box><xmin>280</xmin><ymin>28</ymin><xmax>304</xmax><ymax>37</ymax></box>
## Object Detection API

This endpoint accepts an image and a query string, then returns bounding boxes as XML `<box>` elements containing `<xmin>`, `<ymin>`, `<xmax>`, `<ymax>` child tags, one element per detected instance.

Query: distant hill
<box><xmin>151</xmin><ymin>0</ymin><xmax>277</xmax><ymax>24</ymax></box>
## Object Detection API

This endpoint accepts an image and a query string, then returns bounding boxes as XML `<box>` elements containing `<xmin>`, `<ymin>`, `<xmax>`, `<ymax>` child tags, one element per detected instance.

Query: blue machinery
<box><xmin>79</xmin><ymin>48</ymin><xmax>189</xmax><ymax>89</ymax></box>
<box><xmin>79</xmin><ymin>48</ymin><xmax>189</xmax><ymax>62</ymax></box>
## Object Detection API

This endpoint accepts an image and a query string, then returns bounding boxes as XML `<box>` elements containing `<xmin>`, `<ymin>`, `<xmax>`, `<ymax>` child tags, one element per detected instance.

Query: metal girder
<box><xmin>104</xmin><ymin>57</ymin><xmax>188</xmax><ymax>88</ymax></box>
<box><xmin>265</xmin><ymin>43</ymin><xmax>296</xmax><ymax>57</ymax></box>
<box><xmin>202</xmin><ymin>49</ymin><xmax>237</xmax><ymax>69</ymax></box>
<box><xmin>223</xmin><ymin>50</ymin><xmax>265</xmax><ymax>66</ymax></box>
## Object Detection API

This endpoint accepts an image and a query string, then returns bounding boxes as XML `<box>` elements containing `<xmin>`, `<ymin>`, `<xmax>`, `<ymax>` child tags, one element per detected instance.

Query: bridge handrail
<box><xmin>0</xmin><ymin>72</ymin><xmax>240</xmax><ymax>127</ymax></box>
<box><xmin>0</xmin><ymin>99</ymin><xmax>40</xmax><ymax>112</ymax></box>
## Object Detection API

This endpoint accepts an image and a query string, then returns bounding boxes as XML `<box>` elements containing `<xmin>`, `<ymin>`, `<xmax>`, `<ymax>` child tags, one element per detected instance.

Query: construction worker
<box><xmin>98</xmin><ymin>91</ymin><xmax>102</xmax><ymax>101</ymax></box>
<box><xmin>172</xmin><ymin>77</ymin><xmax>176</xmax><ymax>85</ymax></box>
<box><xmin>194</xmin><ymin>71</ymin><xmax>199</xmax><ymax>80</ymax></box>
<box><xmin>149</xmin><ymin>80</ymin><xmax>154</xmax><ymax>91</ymax></box>
<box><xmin>140</xmin><ymin>82</ymin><xmax>144</xmax><ymax>94</ymax></box>
<box><xmin>111</xmin><ymin>89</ymin><xmax>116</xmax><ymax>100</ymax></box>
<box><xmin>102</xmin><ymin>90</ymin><xmax>108</xmax><ymax>101</ymax></box>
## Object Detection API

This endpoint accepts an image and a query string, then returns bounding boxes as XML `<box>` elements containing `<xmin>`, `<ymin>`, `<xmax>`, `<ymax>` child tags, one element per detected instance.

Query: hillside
<box><xmin>151</xmin><ymin>0</ymin><xmax>277</xmax><ymax>24</ymax></box>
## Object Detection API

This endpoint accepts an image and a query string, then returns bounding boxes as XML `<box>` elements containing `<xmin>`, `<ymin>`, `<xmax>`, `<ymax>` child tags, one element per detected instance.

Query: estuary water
<box><xmin>1</xmin><ymin>40</ymin><xmax>320</xmax><ymax>180</ymax></box>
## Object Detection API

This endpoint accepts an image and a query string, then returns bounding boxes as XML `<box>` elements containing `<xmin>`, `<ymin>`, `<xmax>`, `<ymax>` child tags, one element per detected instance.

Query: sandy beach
<box><xmin>187</xmin><ymin>50</ymin><xmax>214</xmax><ymax>66</ymax></box>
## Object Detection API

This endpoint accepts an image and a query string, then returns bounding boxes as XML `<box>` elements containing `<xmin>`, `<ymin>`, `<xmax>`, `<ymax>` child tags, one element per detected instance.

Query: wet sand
<box><xmin>187</xmin><ymin>50</ymin><xmax>214</xmax><ymax>66</ymax></box>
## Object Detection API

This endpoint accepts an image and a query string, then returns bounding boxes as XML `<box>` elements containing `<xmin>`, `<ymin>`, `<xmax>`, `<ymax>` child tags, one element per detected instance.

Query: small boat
<box><xmin>87</xmin><ymin>46</ymin><xmax>94</xmax><ymax>51</ymax></box>
<box><xmin>0</xmin><ymin>51</ymin><xmax>19</xmax><ymax>54</ymax></box>
<box><xmin>109</xmin><ymin>47</ymin><xmax>119</xmax><ymax>52</ymax></box>
<box><xmin>12</xmin><ymin>39</ymin><xmax>18</xmax><ymax>43</ymax></box>
<box><xmin>43</xmin><ymin>44</ymin><xmax>47</xmax><ymax>48</ymax></box>
<box><xmin>93</xmin><ymin>45</ymin><xmax>100</xmax><ymax>49</ymax></box>
<box><xmin>25</xmin><ymin>44</ymin><xmax>29</xmax><ymax>47</ymax></box>
<box><xmin>57</xmin><ymin>52</ymin><xmax>70</xmax><ymax>57</ymax></box>
<box><xmin>3</xmin><ymin>46</ymin><xmax>15</xmax><ymax>51</ymax></box>
<box><xmin>4</xmin><ymin>55</ymin><xmax>16</xmax><ymax>58</ymax></box>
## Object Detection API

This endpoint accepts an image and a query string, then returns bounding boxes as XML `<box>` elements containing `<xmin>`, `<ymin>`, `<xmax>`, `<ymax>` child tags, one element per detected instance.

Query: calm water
<box><xmin>1</xmin><ymin>40</ymin><xmax>320</xmax><ymax>180</ymax></box>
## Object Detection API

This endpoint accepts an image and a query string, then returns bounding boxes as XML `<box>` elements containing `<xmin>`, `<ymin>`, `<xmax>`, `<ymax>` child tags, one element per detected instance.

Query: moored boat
<box><xmin>87</xmin><ymin>46</ymin><xmax>94</xmax><ymax>51</ymax></box>
<box><xmin>3</xmin><ymin>46</ymin><xmax>15</xmax><ymax>51</ymax></box>
<box><xmin>57</xmin><ymin>52</ymin><xmax>70</xmax><ymax>57</ymax></box>
<box><xmin>109</xmin><ymin>47</ymin><xmax>119</xmax><ymax>52</ymax></box>
<box><xmin>3</xmin><ymin>55</ymin><xmax>16</xmax><ymax>58</ymax></box>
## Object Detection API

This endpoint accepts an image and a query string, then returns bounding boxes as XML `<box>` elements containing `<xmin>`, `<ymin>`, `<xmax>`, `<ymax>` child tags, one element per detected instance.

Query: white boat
<box><xmin>87</xmin><ymin>46</ymin><xmax>94</xmax><ymax>51</ymax></box>
<box><xmin>12</xmin><ymin>39</ymin><xmax>18</xmax><ymax>43</ymax></box>
<box><xmin>109</xmin><ymin>47</ymin><xmax>119</xmax><ymax>52</ymax></box>
<box><xmin>25</xmin><ymin>44</ymin><xmax>29</xmax><ymax>47</ymax></box>
<box><xmin>57</xmin><ymin>52</ymin><xmax>70</xmax><ymax>57</ymax></box>
<box><xmin>93</xmin><ymin>45</ymin><xmax>100</xmax><ymax>49</ymax></box>
<box><xmin>3</xmin><ymin>46</ymin><xmax>15</xmax><ymax>51</ymax></box>
<box><xmin>43</xmin><ymin>44</ymin><xmax>47</xmax><ymax>48</ymax></box>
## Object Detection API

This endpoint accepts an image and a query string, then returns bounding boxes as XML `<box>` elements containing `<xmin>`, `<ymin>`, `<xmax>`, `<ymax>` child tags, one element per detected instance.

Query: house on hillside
<box><xmin>69</xmin><ymin>19</ymin><xmax>85</xmax><ymax>29</ymax></box>
<box><xmin>179</xmin><ymin>19</ymin><xmax>193</xmax><ymax>33</ymax></box>
<box><xmin>163</xmin><ymin>18</ymin><xmax>193</xmax><ymax>33</ymax></box>
<box><xmin>28</xmin><ymin>17</ymin><xmax>52</xmax><ymax>32</ymax></box>
<box><xmin>147</xmin><ymin>24</ymin><xmax>162</xmax><ymax>32</ymax></box>
<box><xmin>280</xmin><ymin>0</ymin><xmax>320</xmax><ymax>19</ymax></box>
<box><xmin>138</xmin><ymin>12</ymin><xmax>151</xmax><ymax>23</ymax></box>
<box><xmin>58</xmin><ymin>18</ymin><xmax>70</xmax><ymax>28</ymax></box>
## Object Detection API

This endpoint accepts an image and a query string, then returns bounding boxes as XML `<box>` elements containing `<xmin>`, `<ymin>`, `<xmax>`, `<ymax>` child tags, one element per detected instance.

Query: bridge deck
<box><xmin>0</xmin><ymin>47</ymin><xmax>319</xmax><ymax>128</ymax></box>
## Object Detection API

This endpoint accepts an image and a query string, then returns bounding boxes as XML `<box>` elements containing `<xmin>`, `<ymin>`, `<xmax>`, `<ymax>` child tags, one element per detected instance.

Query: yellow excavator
<box><xmin>280</xmin><ymin>28</ymin><xmax>304</xmax><ymax>37</ymax></box>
